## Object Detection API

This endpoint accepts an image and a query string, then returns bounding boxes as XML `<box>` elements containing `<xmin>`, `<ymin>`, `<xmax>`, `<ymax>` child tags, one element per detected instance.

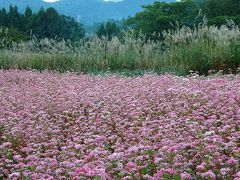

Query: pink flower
<box><xmin>201</xmin><ymin>170</ymin><xmax>216</xmax><ymax>180</ymax></box>
<box><xmin>227</xmin><ymin>157</ymin><xmax>238</xmax><ymax>165</ymax></box>
<box><xmin>0</xmin><ymin>71</ymin><xmax>239</xmax><ymax>179</ymax></box>
<box><xmin>9</xmin><ymin>172</ymin><xmax>20</xmax><ymax>178</ymax></box>
<box><xmin>181</xmin><ymin>172</ymin><xmax>192</xmax><ymax>180</ymax></box>
<box><xmin>13</xmin><ymin>155</ymin><xmax>22</xmax><ymax>161</ymax></box>
<box><xmin>236</xmin><ymin>109</ymin><xmax>240</xmax><ymax>120</ymax></box>
<box><xmin>220</xmin><ymin>168</ymin><xmax>230</xmax><ymax>176</ymax></box>
<box><xmin>126</xmin><ymin>162</ymin><xmax>137</xmax><ymax>172</ymax></box>
<box><xmin>196</xmin><ymin>162</ymin><xmax>206</xmax><ymax>171</ymax></box>
<box><xmin>234</xmin><ymin>172</ymin><xmax>240</xmax><ymax>180</ymax></box>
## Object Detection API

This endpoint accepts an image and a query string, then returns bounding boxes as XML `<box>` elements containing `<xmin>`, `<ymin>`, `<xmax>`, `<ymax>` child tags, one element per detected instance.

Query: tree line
<box><xmin>0</xmin><ymin>5</ymin><xmax>85</xmax><ymax>42</ymax></box>
<box><xmin>126</xmin><ymin>0</ymin><xmax>240</xmax><ymax>37</ymax></box>
<box><xmin>0</xmin><ymin>0</ymin><xmax>240</xmax><ymax>42</ymax></box>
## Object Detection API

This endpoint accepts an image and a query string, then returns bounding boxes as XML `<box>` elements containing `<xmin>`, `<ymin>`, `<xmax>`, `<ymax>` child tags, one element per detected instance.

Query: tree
<box><xmin>24</xmin><ymin>6</ymin><xmax>33</xmax><ymax>34</ymax></box>
<box><xmin>7</xmin><ymin>5</ymin><xmax>22</xmax><ymax>28</ymax></box>
<box><xmin>0</xmin><ymin>27</ymin><xmax>28</xmax><ymax>44</ymax></box>
<box><xmin>60</xmin><ymin>16</ymin><xmax>85</xmax><ymax>41</ymax></box>
<box><xmin>208</xmin><ymin>16</ymin><xmax>240</xmax><ymax>26</ymax></box>
<box><xmin>0</xmin><ymin>5</ymin><xmax>85</xmax><ymax>42</ymax></box>
<box><xmin>0</xmin><ymin>8</ymin><xmax>7</xmax><ymax>27</ymax></box>
<box><xmin>96</xmin><ymin>23</ymin><xmax>106</xmax><ymax>38</ymax></box>
<box><xmin>96</xmin><ymin>21</ymin><xmax>120</xmax><ymax>39</ymax></box>
<box><xmin>201</xmin><ymin>0</ymin><xmax>240</xmax><ymax>18</ymax></box>
<box><xmin>125</xmin><ymin>0</ymin><xmax>199</xmax><ymax>38</ymax></box>
<box><xmin>30</xmin><ymin>6</ymin><xmax>85</xmax><ymax>40</ymax></box>
<box><xmin>43</xmin><ymin>7</ymin><xmax>61</xmax><ymax>38</ymax></box>
<box><xmin>200</xmin><ymin>0</ymin><xmax>240</xmax><ymax>26</ymax></box>
<box><xmin>31</xmin><ymin>7</ymin><xmax>45</xmax><ymax>38</ymax></box>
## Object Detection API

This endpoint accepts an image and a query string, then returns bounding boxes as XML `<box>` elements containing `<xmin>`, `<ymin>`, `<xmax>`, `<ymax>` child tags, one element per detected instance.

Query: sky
<box><xmin>43</xmin><ymin>0</ymin><xmax>122</xmax><ymax>2</ymax></box>
<box><xmin>43</xmin><ymin>0</ymin><xmax>59</xmax><ymax>2</ymax></box>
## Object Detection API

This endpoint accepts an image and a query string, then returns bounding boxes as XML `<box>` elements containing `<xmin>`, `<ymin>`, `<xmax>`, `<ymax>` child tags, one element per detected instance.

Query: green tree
<box><xmin>126</xmin><ymin>0</ymin><xmax>199</xmax><ymax>37</ymax></box>
<box><xmin>0</xmin><ymin>8</ymin><xmax>7</xmax><ymax>26</ymax></box>
<box><xmin>0</xmin><ymin>5</ymin><xmax>85</xmax><ymax>42</ymax></box>
<box><xmin>59</xmin><ymin>16</ymin><xmax>85</xmax><ymax>41</ymax></box>
<box><xmin>202</xmin><ymin>0</ymin><xmax>240</xmax><ymax>18</ymax></box>
<box><xmin>96</xmin><ymin>21</ymin><xmax>120</xmax><ymax>39</ymax></box>
<box><xmin>24</xmin><ymin>6</ymin><xmax>33</xmax><ymax>34</ymax></box>
<box><xmin>43</xmin><ymin>7</ymin><xmax>61</xmax><ymax>38</ymax></box>
<box><xmin>30</xmin><ymin>7</ymin><xmax>85</xmax><ymax>40</ymax></box>
<box><xmin>200</xmin><ymin>0</ymin><xmax>240</xmax><ymax>26</ymax></box>
<box><xmin>0</xmin><ymin>27</ymin><xmax>28</xmax><ymax>44</ymax></box>
<box><xmin>96</xmin><ymin>23</ymin><xmax>107</xmax><ymax>38</ymax></box>
<box><xmin>7</xmin><ymin>5</ymin><xmax>22</xmax><ymax>29</ymax></box>
<box><xmin>31</xmin><ymin>7</ymin><xmax>45</xmax><ymax>38</ymax></box>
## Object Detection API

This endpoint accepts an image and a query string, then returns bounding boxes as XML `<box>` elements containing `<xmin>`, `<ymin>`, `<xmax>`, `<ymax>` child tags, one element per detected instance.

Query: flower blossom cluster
<box><xmin>0</xmin><ymin>70</ymin><xmax>239</xmax><ymax>179</ymax></box>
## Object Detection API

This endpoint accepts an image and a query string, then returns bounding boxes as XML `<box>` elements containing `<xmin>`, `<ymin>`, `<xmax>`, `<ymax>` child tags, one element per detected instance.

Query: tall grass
<box><xmin>0</xmin><ymin>23</ymin><xmax>240</xmax><ymax>75</ymax></box>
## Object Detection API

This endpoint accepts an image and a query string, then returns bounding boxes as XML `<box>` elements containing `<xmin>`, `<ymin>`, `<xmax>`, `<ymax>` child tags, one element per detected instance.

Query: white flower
<box><xmin>204</xmin><ymin>130</ymin><xmax>215</xmax><ymax>136</ymax></box>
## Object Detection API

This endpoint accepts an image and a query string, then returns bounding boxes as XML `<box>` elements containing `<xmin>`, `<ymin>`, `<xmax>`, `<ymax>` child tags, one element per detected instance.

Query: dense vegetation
<box><xmin>1</xmin><ymin>0</ymin><xmax>240</xmax><ymax>42</ymax></box>
<box><xmin>96</xmin><ymin>21</ymin><xmax>121</xmax><ymax>39</ymax></box>
<box><xmin>0</xmin><ymin>6</ymin><xmax>85</xmax><ymax>41</ymax></box>
<box><xmin>0</xmin><ymin>0</ymin><xmax>240</xmax><ymax>75</ymax></box>
<box><xmin>1</xmin><ymin>24</ymin><xmax>239</xmax><ymax>75</ymax></box>
<box><xmin>126</xmin><ymin>0</ymin><xmax>240</xmax><ymax>37</ymax></box>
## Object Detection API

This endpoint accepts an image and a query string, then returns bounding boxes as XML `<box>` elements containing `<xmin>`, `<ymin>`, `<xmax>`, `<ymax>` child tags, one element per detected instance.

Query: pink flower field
<box><xmin>0</xmin><ymin>70</ymin><xmax>239</xmax><ymax>179</ymax></box>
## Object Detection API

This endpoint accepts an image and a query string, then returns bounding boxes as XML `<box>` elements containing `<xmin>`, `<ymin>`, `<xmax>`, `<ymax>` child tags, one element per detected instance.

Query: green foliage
<box><xmin>0</xmin><ymin>24</ymin><xmax>239</xmax><ymax>75</ymax></box>
<box><xmin>126</xmin><ymin>0</ymin><xmax>240</xmax><ymax>37</ymax></box>
<box><xmin>163</xmin><ymin>174</ymin><xmax>181</xmax><ymax>180</ymax></box>
<box><xmin>0</xmin><ymin>5</ymin><xmax>85</xmax><ymax>41</ymax></box>
<box><xmin>139</xmin><ymin>163</ymin><xmax>156</xmax><ymax>176</ymax></box>
<box><xmin>0</xmin><ymin>27</ymin><xmax>28</xmax><ymax>45</ymax></box>
<box><xmin>0</xmin><ymin>0</ymin><xmax>240</xmax><ymax>76</ymax></box>
<box><xmin>202</xmin><ymin>0</ymin><xmax>240</xmax><ymax>18</ymax></box>
<box><xmin>96</xmin><ymin>21</ymin><xmax>120</xmax><ymax>40</ymax></box>
<box><xmin>208</xmin><ymin>16</ymin><xmax>240</xmax><ymax>26</ymax></box>
<box><xmin>126</xmin><ymin>0</ymin><xmax>199</xmax><ymax>37</ymax></box>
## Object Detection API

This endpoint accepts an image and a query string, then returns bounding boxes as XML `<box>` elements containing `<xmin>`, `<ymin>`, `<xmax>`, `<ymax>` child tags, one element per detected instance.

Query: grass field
<box><xmin>0</xmin><ymin>70</ymin><xmax>239</xmax><ymax>179</ymax></box>
<box><xmin>0</xmin><ymin>24</ymin><xmax>240</xmax><ymax>75</ymax></box>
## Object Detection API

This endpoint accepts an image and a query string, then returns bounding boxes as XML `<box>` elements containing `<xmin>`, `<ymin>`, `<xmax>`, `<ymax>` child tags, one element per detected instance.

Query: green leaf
<box><xmin>163</xmin><ymin>173</ymin><xmax>172</xmax><ymax>179</ymax></box>
<box><xmin>25</xmin><ymin>175</ymin><xmax>32</xmax><ymax>180</ymax></box>
<box><xmin>139</xmin><ymin>167</ymin><xmax>148</xmax><ymax>175</ymax></box>
<box><xmin>173</xmin><ymin>175</ymin><xmax>181</xmax><ymax>180</ymax></box>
